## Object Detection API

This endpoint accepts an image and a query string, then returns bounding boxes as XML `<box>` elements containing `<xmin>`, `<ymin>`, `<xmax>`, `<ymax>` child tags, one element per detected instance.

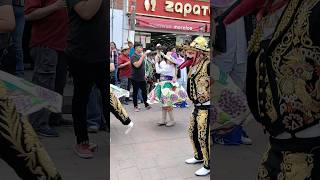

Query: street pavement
<box><xmin>0</xmin><ymin>114</ymin><xmax>107</xmax><ymax>180</ymax></box>
<box><xmin>111</xmin><ymin>102</ymin><xmax>268</xmax><ymax>180</ymax></box>
<box><xmin>0</xmin><ymin>71</ymin><xmax>269</xmax><ymax>179</ymax></box>
<box><xmin>0</xmin><ymin>73</ymin><xmax>107</xmax><ymax>180</ymax></box>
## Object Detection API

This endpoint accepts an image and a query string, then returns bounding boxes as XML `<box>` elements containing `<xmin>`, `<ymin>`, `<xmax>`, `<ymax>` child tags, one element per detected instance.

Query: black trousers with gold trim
<box><xmin>188</xmin><ymin>106</ymin><xmax>210</xmax><ymax>169</ymax></box>
<box><xmin>258</xmin><ymin>136</ymin><xmax>320</xmax><ymax>180</ymax></box>
<box><xmin>0</xmin><ymin>97</ymin><xmax>62</xmax><ymax>180</ymax></box>
<box><xmin>110</xmin><ymin>92</ymin><xmax>131</xmax><ymax>125</ymax></box>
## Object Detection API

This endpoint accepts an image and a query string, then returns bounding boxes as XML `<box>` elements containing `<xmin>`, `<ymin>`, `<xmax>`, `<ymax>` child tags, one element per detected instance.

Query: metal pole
<box><xmin>130</xmin><ymin>0</ymin><xmax>136</xmax><ymax>31</ymax></box>
<box><xmin>111</xmin><ymin>0</ymin><xmax>115</xmax><ymax>42</ymax></box>
<box><xmin>122</xmin><ymin>0</ymin><xmax>126</xmax><ymax>47</ymax></box>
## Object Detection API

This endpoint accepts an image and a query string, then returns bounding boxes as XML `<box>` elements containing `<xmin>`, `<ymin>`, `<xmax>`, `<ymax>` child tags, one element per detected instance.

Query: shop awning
<box><xmin>135</xmin><ymin>16</ymin><xmax>210</xmax><ymax>33</ymax></box>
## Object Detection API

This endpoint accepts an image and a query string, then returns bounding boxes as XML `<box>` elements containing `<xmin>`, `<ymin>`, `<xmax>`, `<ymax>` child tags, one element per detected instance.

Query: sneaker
<box><xmin>134</xmin><ymin>107</ymin><xmax>140</xmax><ymax>112</ymax></box>
<box><xmin>37</xmin><ymin>128</ymin><xmax>59</xmax><ymax>137</ymax></box>
<box><xmin>74</xmin><ymin>144</ymin><xmax>93</xmax><ymax>159</ymax></box>
<box><xmin>165</xmin><ymin>121</ymin><xmax>175</xmax><ymax>127</ymax></box>
<box><xmin>185</xmin><ymin>157</ymin><xmax>203</xmax><ymax>164</ymax></box>
<box><xmin>241</xmin><ymin>136</ymin><xmax>253</xmax><ymax>145</ymax></box>
<box><xmin>157</xmin><ymin>120</ymin><xmax>166</xmax><ymax>126</ymax></box>
<box><xmin>88</xmin><ymin>126</ymin><xmax>99</xmax><ymax>133</ymax></box>
<box><xmin>145</xmin><ymin>105</ymin><xmax>151</xmax><ymax>110</ymax></box>
<box><xmin>125</xmin><ymin>121</ymin><xmax>134</xmax><ymax>134</ymax></box>
<box><xmin>195</xmin><ymin>167</ymin><xmax>210</xmax><ymax>176</ymax></box>
<box><xmin>89</xmin><ymin>143</ymin><xmax>98</xmax><ymax>152</ymax></box>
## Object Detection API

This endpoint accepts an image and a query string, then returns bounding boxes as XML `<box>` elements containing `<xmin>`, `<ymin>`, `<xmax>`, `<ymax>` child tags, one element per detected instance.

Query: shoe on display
<box><xmin>195</xmin><ymin>167</ymin><xmax>210</xmax><ymax>176</ymax></box>
<box><xmin>74</xmin><ymin>144</ymin><xmax>94</xmax><ymax>159</ymax></box>
<box><xmin>125</xmin><ymin>121</ymin><xmax>134</xmax><ymax>134</ymax></box>
<box><xmin>185</xmin><ymin>157</ymin><xmax>203</xmax><ymax>164</ymax></box>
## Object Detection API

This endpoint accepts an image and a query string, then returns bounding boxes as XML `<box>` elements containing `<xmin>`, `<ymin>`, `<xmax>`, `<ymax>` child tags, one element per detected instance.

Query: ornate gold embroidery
<box><xmin>258</xmin><ymin>145</ymin><xmax>271</xmax><ymax>180</ymax></box>
<box><xmin>270</xmin><ymin>0</ymin><xmax>300</xmax><ymax>46</ymax></box>
<box><xmin>197</xmin><ymin>110</ymin><xmax>209</xmax><ymax>168</ymax></box>
<box><xmin>110</xmin><ymin>92</ymin><xmax>129</xmax><ymax>120</ymax></box>
<box><xmin>278</xmin><ymin>152</ymin><xmax>314</xmax><ymax>180</ymax></box>
<box><xmin>0</xmin><ymin>97</ymin><xmax>60</xmax><ymax>179</ymax></box>
<box><xmin>188</xmin><ymin>59</ymin><xmax>210</xmax><ymax>104</ymax></box>
<box><xmin>188</xmin><ymin>113</ymin><xmax>199</xmax><ymax>159</ymax></box>
<box><xmin>263</xmin><ymin>0</ymin><xmax>320</xmax><ymax>131</ymax></box>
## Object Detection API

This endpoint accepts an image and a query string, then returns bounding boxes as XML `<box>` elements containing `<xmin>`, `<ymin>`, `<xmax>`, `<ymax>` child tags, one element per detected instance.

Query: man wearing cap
<box><xmin>118</xmin><ymin>44</ymin><xmax>131</xmax><ymax>105</ymax></box>
<box><xmin>223</xmin><ymin>0</ymin><xmax>320</xmax><ymax>179</ymax></box>
<box><xmin>179</xmin><ymin>36</ymin><xmax>211</xmax><ymax>176</ymax></box>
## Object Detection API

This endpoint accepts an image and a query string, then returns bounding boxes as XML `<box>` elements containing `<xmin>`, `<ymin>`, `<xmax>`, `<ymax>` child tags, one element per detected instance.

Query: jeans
<box><xmin>68</xmin><ymin>59</ymin><xmax>109</xmax><ymax>144</ymax></box>
<box><xmin>0</xmin><ymin>45</ymin><xmax>16</xmax><ymax>74</ymax></box>
<box><xmin>119</xmin><ymin>77</ymin><xmax>129</xmax><ymax>103</ymax></box>
<box><xmin>29</xmin><ymin>47</ymin><xmax>67</xmax><ymax>131</ymax></box>
<box><xmin>10</xmin><ymin>6</ymin><xmax>25</xmax><ymax>77</ymax></box>
<box><xmin>87</xmin><ymin>85</ymin><xmax>104</xmax><ymax>129</ymax></box>
<box><xmin>131</xmin><ymin>79</ymin><xmax>149</xmax><ymax>107</ymax></box>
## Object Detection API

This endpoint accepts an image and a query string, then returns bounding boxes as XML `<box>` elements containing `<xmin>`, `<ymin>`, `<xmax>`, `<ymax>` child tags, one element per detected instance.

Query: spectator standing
<box><xmin>130</xmin><ymin>43</ymin><xmax>151</xmax><ymax>112</ymax></box>
<box><xmin>87</xmin><ymin>85</ymin><xmax>105</xmax><ymax>133</ymax></box>
<box><xmin>110</xmin><ymin>41</ymin><xmax>118</xmax><ymax>85</ymax></box>
<box><xmin>118</xmin><ymin>43</ymin><xmax>131</xmax><ymax>105</ymax></box>
<box><xmin>128</xmin><ymin>41</ymin><xmax>135</xmax><ymax>58</ymax></box>
<box><xmin>25</xmin><ymin>0</ymin><xmax>69</xmax><ymax>137</ymax></box>
<box><xmin>65</xmin><ymin>0</ymin><xmax>110</xmax><ymax>158</ymax></box>
<box><xmin>11</xmin><ymin>0</ymin><xmax>25</xmax><ymax>77</ymax></box>
<box><xmin>154</xmin><ymin>44</ymin><xmax>163</xmax><ymax>82</ymax></box>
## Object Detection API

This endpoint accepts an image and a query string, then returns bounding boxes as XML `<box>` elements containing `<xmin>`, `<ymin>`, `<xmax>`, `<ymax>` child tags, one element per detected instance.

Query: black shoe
<box><xmin>37</xmin><ymin>128</ymin><xmax>59</xmax><ymax>137</ymax></box>
<box><xmin>49</xmin><ymin>113</ymin><xmax>73</xmax><ymax>127</ymax></box>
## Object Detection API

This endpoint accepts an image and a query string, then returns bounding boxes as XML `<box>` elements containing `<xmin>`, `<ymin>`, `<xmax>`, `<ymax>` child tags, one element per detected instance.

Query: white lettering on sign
<box><xmin>165</xmin><ymin>1</ymin><xmax>210</xmax><ymax>17</ymax></box>
<box><xmin>165</xmin><ymin>1</ymin><xmax>174</xmax><ymax>12</ymax></box>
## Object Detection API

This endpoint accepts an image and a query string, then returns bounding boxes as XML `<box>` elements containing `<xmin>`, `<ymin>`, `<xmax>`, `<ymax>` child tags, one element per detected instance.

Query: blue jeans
<box><xmin>87</xmin><ymin>86</ymin><xmax>104</xmax><ymax>129</ymax></box>
<box><xmin>10</xmin><ymin>6</ymin><xmax>25</xmax><ymax>77</ymax></box>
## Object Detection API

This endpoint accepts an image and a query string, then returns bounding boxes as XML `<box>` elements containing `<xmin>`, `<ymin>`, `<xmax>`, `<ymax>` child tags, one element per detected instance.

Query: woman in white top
<box><xmin>155</xmin><ymin>51</ymin><xmax>177</xmax><ymax>127</ymax></box>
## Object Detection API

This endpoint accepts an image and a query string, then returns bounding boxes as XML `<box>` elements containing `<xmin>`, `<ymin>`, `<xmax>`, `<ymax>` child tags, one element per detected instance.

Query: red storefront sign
<box><xmin>128</xmin><ymin>0</ymin><xmax>210</xmax><ymax>23</ymax></box>
<box><xmin>136</xmin><ymin>16</ymin><xmax>209</xmax><ymax>33</ymax></box>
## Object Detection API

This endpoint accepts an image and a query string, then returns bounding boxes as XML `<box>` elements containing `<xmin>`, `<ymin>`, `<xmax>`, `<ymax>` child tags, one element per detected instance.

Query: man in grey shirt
<box><xmin>130</xmin><ymin>43</ymin><xmax>151</xmax><ymax>111</ymax></box>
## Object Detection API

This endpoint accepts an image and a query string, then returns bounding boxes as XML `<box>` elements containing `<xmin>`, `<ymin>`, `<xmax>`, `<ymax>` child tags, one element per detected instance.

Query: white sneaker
<box><xmin>241</xmin><ymin>136</ymin><xmax>253</xmax><ymax>145</ymax></box>
<box><xmin>125</xmin><ymin>121</ymin><xmax>134</xmax><ymax>134</ymax></box>
<box><xmin>185</xmin><ymin>157</ymin><xmax>203</xmax><ymax>164</ymax></box>
<box><xmin>195</xmin><ymin>167</ymin><xmax>210</xmax><ymax>176</ymax></box>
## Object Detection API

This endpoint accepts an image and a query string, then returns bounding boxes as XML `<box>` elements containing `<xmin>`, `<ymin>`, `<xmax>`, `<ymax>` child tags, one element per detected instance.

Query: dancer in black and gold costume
<box><xmin>110</xmin><ymin>91</ymin><xmax>133</xmax><ymax>134</ymax></box>
<box><xmin>223</xmin><ymin>0</ymin><xmax>320</xmax><ymax>179</ymax></box>
<box><xmin>180</xmin><ymin>37</ymin><xmax>211</xmax><ymax>176</ymax></box>
<box><xmin>0</xmin><ymin>96</ymin><xmax>62</xmax><ymax>180</ymax></box>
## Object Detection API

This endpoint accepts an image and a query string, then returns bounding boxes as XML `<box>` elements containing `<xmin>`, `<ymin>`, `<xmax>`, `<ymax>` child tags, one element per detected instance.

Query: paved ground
<box><xmin>110</xmin><ymin>102</ymin><xmax>268</xmax><ymax>180</ymax></box>
<box><xmin>0</xmin><ymin>70</ymin><xmax>269</xmax><ymax>180</ymax></box>
<box><xmin>0</xmin><ymin>72</ymin><xmax>107</xmax><ymax>180</ymax></box>
<box><xmin>0</xmin><ymin>115</ymin><xmax>107</xmax><ymax>180</ymax></box>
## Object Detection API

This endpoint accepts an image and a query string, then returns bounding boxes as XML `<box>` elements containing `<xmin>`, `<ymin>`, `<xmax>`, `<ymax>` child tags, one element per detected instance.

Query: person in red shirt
<box><xmin>118</xmin><ymin>44</ymin><xmax>131</xmax><ymax>105</ymax></box>
<box><xmin>24</xmin><ymin>0</ymin><xmax>69</xmax><ymax>137</ymax></box>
